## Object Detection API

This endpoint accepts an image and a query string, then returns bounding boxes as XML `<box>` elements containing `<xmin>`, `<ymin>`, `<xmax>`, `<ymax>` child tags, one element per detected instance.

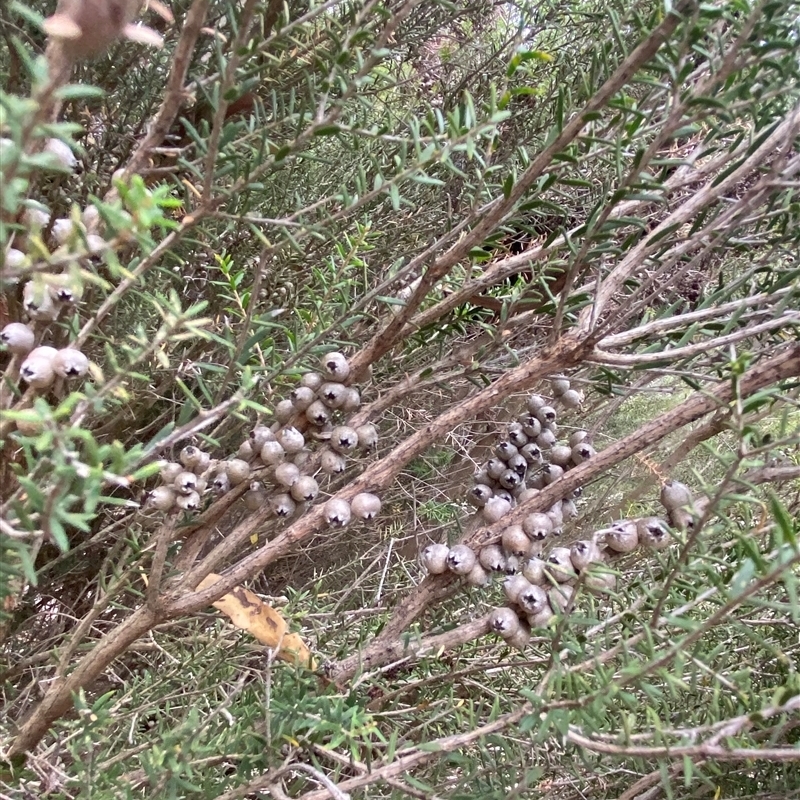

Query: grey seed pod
<box><xmin>300</xmin><ymin>371</ymin><xmax>324</xmax><ymax>391</ymax></box>
<box><xmin>0</xmin><ymin>323</ymin><xmax>35</xmax><ymax>354</ymax></box>
<box><xmin>342</xmin><ymin>387</ymin><xmax>361</xmax><ymax>412</ymax></box>
<box><xmin>517</xmin><ymin>584</ymin><xmax>549</xmax><ymax>616</ymax></box>
<box><xmin>572</xmin><ymin>486</ymin><xmax>583</xmax><ymax>499</ymax></box>
<box><xmin>321</xmin><ymin>449</ymin><xmax>347</xmax><ymax>475</ymax></box>
<box><xmin>319</xmin><ymin>381</ymin><xmax>349</xmax><ymax>409</ymax></box>
<box><xmin>519</xmin><ymin>413</ymin><xmax>542</xmax><ymax>438</ymax></box>
<box><xmin>211</xmin><ymin>471</ymin><xmax>231</xmax><ymax>494</ymax></box>
<box><xmin>527</xmin><ymin>604</ymin><xmax>555</xmax><ymax>629</ymax></box>
<box><xmin>482</xmin><ymin>496</ymin><xmax>511</xmax><ymax>523</ymax></box>
<box><xmin>502</xmin><ymin>524</ymin><xmax>532</xmax><ymax>557</ymax></box>
<box><xmin>82</xmin><ymin>204</ymin><xmax>100</xmax><ymax>232</ymax></box>
<box><xmin>495</xmin><ymin>441</ymin><xmax>519</xmax><ymax>461</ymax></box>
<box><xmin>503</xmin><ymin>573</ymin><xmax>534</xmax><ymax>604</ymax></box>
<box><xmin>320</xmin><ymin>351</ymin><xmax>350</xmax><ymax>381</ymax></box>
<box><xmin>421</xmin><ymin>543</ymin><xmax>450</xmax><ymax>574</ymax></box>
<box><xmin>568</xmin><ymin>429</ymin><xmax>590</xmax><ymax>448</ymax></box>
<box><xmin>498</xmin><ymin>469</ymin><xmax>522</xmax><ymax>491</ymax></box>
<box><xmin>585</xmin><ymin>567</ymin><xmax>617</xmax><ymax>593</ymax></box>
<box><xmin>244</xmin><ymin>482</ymin><xmax>268</xmax><ymax>511</ymax></box>
<box><xmin>159</xmin><ymin>461</ymin><xmax>183</xmax><ymax>484</ymax></box>
<box><xmin>542</xmin><ymin>464</ymin><xmax>564</xmax><ymax>484</ymax></box>
<box><xmin>526</xmin><ymin>394</ymin><xmax>546</xmax><ymax>412</ymax></box>
<box><xmin>291</xmin><ymin>475</ymin><xmax>319</xmax><ymax>502</ymax></box>
<box><xmin>549</xmin><ymin>444</ymin><xmax>573</xmax><ymax>468</ymax></box>
<box><xmin>479</xmin><ymin>544</ymin><xmax>507</xmax><ymax>572</ymax></box>
<box><xmin>535</xmin><ymin>405</ymin><xmax>557</xmax><ymax>425</ymax></box>
<box><xmin>277</xmin><ymin>426</ymin><xmax>305</xmax><ymax>453</ymax></box>
<box><xmin>176</xmin><ymin>491</ymin><xmax>201</xmax><ymax>512</ymax></box>
<box><xmin>53</xmin><ymin>347</ymin><xmax>89</xmax><ymax>378</ymax></box>
<box><xmin>195</xmin><ymin>475</ymin><xmax>208</xmax><ymax>494</ymax></box>
<box><xmin>506</xmin><ymin>624</ymin><xmax>532</xmax><ymax>650</ymax></box>
<box><xmin>351</xmin><ymin>492</ymin><xmax>382</xmax><ymax>520</ymax></box>
<box><xmin>494</xmin><ymin>489</ymin><xmax>515</xmax><ymax>505</ymax></box>
<box><xmin>486</xmin><ymin>458</ymin><xmax>507</xmax><ymax>480</ymax></box>
<box><xmin>548</xmin><ymin>584</ymin><xmax>575</xmax><ymax>614</ymax></box>
<box><xmin>559</xmin><ymin>389</ymin><xmax>583</xmax><ymax>409</ymax></box>
<box><xmin>660</xmin><ymin>480</ymin><xmax>693</xmax><ymax>511</ymax></box>
<box><xmin>473</xmin><ymin>467</ymin><xmax>492</xmax><ymax>485</ymax></box>
<box><xmin>250</xmin><ymin>425</ymin><xmax>275</xmax><ymax>450</ymax></box>
<box><xmin>601</xmin><ymin>520</ymin><xmax>639</xmax><ymax>553</ymax></box>
<box><xmin>224</xmin><ymin>458</ymin><xmax>251</xmax><ymax>485</ymax></box>
<box><xmin>290</xmin><ymin>385</ymin><xmax>316</xmax><ymax>411</ymax></box>
<box><xmin>274</xmin><ymin>399</ymin><xmax>295</xmax><ymax>425</ymax></box>
<box><xmin>561</xmin><ymin>498</ymin><xmax>578</xmax><ymax>520</ymax></box>
<box><xmin>507</xmin><ymin>453</ymin><xmax>528</xmax><ymax>478</ymax></box>
<box><xmin>504</xmin><ymin>554</ymin><xmax>521</xmax><ymax>574</ymax></box>
<box><xmin>291</xmin><ymin>449</ymin><xmax>311</xmax><ymax>469</ymax></box>
<box><xmin>535</xmin><ymin>429</ymin><xmax>557</xmax><ymax>449</ymax></box>
<box><xmin>668</xmin><ymin>506</ymin><xmax>694</xmax><ymax>532</ymax></box>
<box><xmin>26</xmin><ymin>345</ymin><xmax>58</xmax><ymax>362</ymax></box>
<box><xmin>466</xmin><ymin>562</ymin><xmax>490</xmax><ymax>587</ymax></box>
<box><xmin>468</xmin><ymin>483</ymin><xmax>493</xmax><ymax>508</ymax></box>
<box><xmin>446</xmin><ymin>544</ymin><xmax>477</xmax><ymax>575</ymax></box>
<box><xmin>271</xmin><ymin>493</ymin><xmax>297</xmax><ymax>517</ymax></box>
<box><xmin>571</xmin><ymin>442</ymin><xmax>596</xmax><ymax>465</ymax></box>
<box><xmin>274</xmin><ymin>462</ymin><xmax>300</xmax><ymax>488</ymax></box>
<box><xmin>546</xmin><ymin>547</ymin><xmax>576</xmax><ymax>582</ymax></box>
<box><xmin>330</xmin><ymin>425</ymin><xmax>359</xmax><ymax>454</ymax></box>
<box><xmin>324</xmin><ymin>497</ymin><xmax>352</xmax><ymax>528</ymax></box>
<box><xmin>507</xmin><ymin>428</ymin><xmax>529</xmax><ymax>448</ymax></box>
<box><xmin>522</xmin><ymin>512</ymin><xmax>553</xmax><ymax>542</ymax></box>
<box><xmin>305</xmin><ymin>400</ymin><xmax>331</xmax><ymax>427</ymax></box>
<box><xmin>20</xmin><ymin>354</ymin><xmax>56</xmax><ymax>389</ymax></box>
<box><xmin>570</xmin><ymin>540</ymin><xmax>602</xmax><ymax>571</ymax></box>
<box><xmin>547</xmin><ymin>502</ymin><xmax>564</xmax><ymax>529</ymax></box>
<box><xmin>519</xmin><ymin>443</ymin><xmax>543</xmax><ymax>465</ymax></box>
<box><xmin>517</xmin><ymin>487</ymin><xmax>540</xmax><ymax>504</ymax></box>
<box><xmin>522</xmin><ymin>556</ymin><xmax>546</xmax><ymax>585</ymax></box>
<box><xmin>550</xmin><ymin>376</ymin><xmax>570</xmax><ymax>396</ymax></box>
<box><xmin>180</xmin><ymin>446</ymin><xmax>205</xmax><ymax>469</ymax></box>
<box><xmin>489</xmin><ymin>606</ymin><xmax>520</xmax><ymax>640</ymax></box>
<box><xmin>260</xmin><ymin>440</ymin><xmax>285</xmax><ymax>465</ymax></box>
<box><xmin>528</xmin><ymin>472</ymin><xmax>546</xmax><ymax>490</ymax></box>
<box><xmin>355</xmin><ymin>423</ymin><xmax>378</xmax><ymax>450</ymax></box>
<box><xmin>23</xmin><ymin>281</ymin><xmax>58</xmax><ymax>321</ymax></box>
<box><xmin>147</xmin><ymin>486</ymin><xmax>176</xmax><ymax>512</ymax></box>
<box><xmin>174</xmin><ymin>471</ymin><xmax>198</xmax><ymax>495</ymax></box>
<box><xmin>638</xmin><ymin>516</ymin><xmax>671</xmax><ymax>549</ymax></box>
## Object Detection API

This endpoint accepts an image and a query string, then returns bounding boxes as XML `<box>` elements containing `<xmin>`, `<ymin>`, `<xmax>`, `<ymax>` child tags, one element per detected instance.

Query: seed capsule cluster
<box><xmin>420</xmin><ymin>380</ymin><xmax>695</xmax><ymax>651</ymax></box>
<box><xmin>144</xmin><ymin>352</ymin><xmax>383</xmax><ymax>529</ymax></box>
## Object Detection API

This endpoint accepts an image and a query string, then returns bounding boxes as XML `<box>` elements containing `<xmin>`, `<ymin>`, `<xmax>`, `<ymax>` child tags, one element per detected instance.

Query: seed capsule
<box><xmin>305</xmin><ymin>400</ymin><xmax>330</xmax><ymax>427</ymax></box>
<box><xmin>52</xmin><ymin>348</ymin><xmax>90</xmax><ymax>379</ymax></box>
<box><xmin>503</xmin><ymin>574</ymin><xmax>534</xmax><ymax>604</ymax></box>
<box><xmin>486</xmin><ymin>458</ymin><xmax>507</xmax><ymax>480</ymax></box>
<box><xmin>465</xmin><ymin>562</ymin><xmax>490</xmax><ymax>587</ymax></box>
<box><xmin>274</xmin><ymin>399</ymin><xmax>295</xmax><ymax>424</ymax></box>
<box><xmin>20</xmin><ymin>352</ymin><xmax>56</xmax><ymax>389</ymax></box>
<box><xmin>570</xmin><ymin>540</ymin><xmax>602</xmax><ymax>571</ymax></box>
<box><xmin>561</xmin><ymin>498</ymin><xmax>578</xmax><ymax>520</ymax></box>
<box><xmin>571</xmin><ymin>442</ymin><xmax>596</xmax><ymax>465</ymax></box>
<box><xmin>321</xmin><ymin>450</ymin><xmax>347</xmax><ymax>475</ymax></box>
<box><xmin>23</xmin><ymin>281</ymin><xmax>58</xmax><ymax>321</ymax></box>
<box><xmin>526</xmin><ymin>394</ymin><xmax>546</xmax><ymax>412</ymax></box>
<box><xmin>271</xmin><ymin>493</ymin><xmax>297</xmax><ymax>517</ymax></box>
<box><xmin>601</xmin><ymin>520</ymin><xmax>639</xmax><ymax>553</ymax></box>
<box><xmin>224</xmin><ymin>459</ymin><xmax>251</xmax><ymax>485</ymax></box>
<box><xmin>536</xmin><ymin>429</ymin><xmax>557</xmax><ymax>449</ymax></box>
<box><xmin>517</xmin><ymin>487</ymin><xmax>540</xmax><ymax>504</ymax></box>
<box><xmin>527</xmin><ymin>604</ymin><xmax>554</xmax><ymax>629</ymax></box>
<box><xmin>211</xmin><ymin>471</ymin><xmax>231</xmax><ymax>494</ymax></box>
<box><xmin>548</xmin><ymin>584</ymin><xmax>575</xmax><ymax>614</ymax></box>
<box><xmin>502</xmin><ymin>524</ymin><xmax>532</xmax><ymax>557</ymax></box>
<box><xmin>330</xmin><ymin>425</ymin><xmax>359</xmax><ymax>454</ymax></box>
<box><xmin>250</xmin><ymin>425</ymin><xmax>275</xmax><ymax>450</ymax></box>
<box><xmin>517</xmin><ymin>584</ymin><xmax>549</xmax><ymax>616</ymax></box>
<box><xmin>300</xmin><ymin>371</ymin><xmax>323</xmax><ymax>391</ymax></box>
<box><xmin>277</xmin><ymin>426</ymin><xmax>305</xmax><ymax>453</ymax></box>
<box><xmin>507</xmin><ymin>453</ymin><xmax>528</xmax><ymax>478</ymax></box>
<box><xmin>274</xmin><ymin>462</ymin><xmax>300</xmax><ymax>488</ymax></box>
<box><xmin>549</xmin><ymin>444</ymin><xmax>572</xmax><ymax>468</ymax></box>
<box><xmin>542</xmin><ymin>464</ymin><xmax>564</xmax><ymax>484</ymax></box>
<box><xmin>260</xmin><ymin>440</ymin><xmax>285</xmax><ymax>465</ymax></box>
<box><xmin>421</xmin><ymin>543</ymin><xmax>450</xmax><ymax>574</ymax></box>
<box><xmin>324</xmin><ymin>497</ymin><xmax>352</xmax><ymax>528</ymax></box>
<box><xmin>506</xmin><ymin>624</ymin><xmax>532</xmax><ymax>650</ymax></box>
<box><xmin>519</xmin><ymin>413</ymin><xmax>542</xmax><ymax>438</ymax></box>
<box><xmin>342</xmin><ymin>387</ymin><xmax>361</xmax><ymax>412</ymax></box>
<box><xmin>320</xmin><ymin>351</ymin><xmax>350</xmax><ymax>381</ymax></box>
<box><xmin>174</xmin><ymin>471</ymin><xmax>198</xmax><ymax>495</ymax></box>
<box><xmin>559</xmin><ymin>389</ymin><xmax>583</xmax><ymax>409</ymax></box>
<box><xmin>159</xmin><ymin>461</ymin><xmax>182</xmax><ymax>484</ymax></box>
<box><xmin>319</xmin><ymin>382</ymin><xmax>349</xmax><ymax>409</ymax></box>
<box><xmin>585</xmin><ymin>566</ymin><xmax>617</xmax><ymax>593</ymax></box>
<box><xmin>520</xmin><ymin>443</ymin><xmax>543</xmax><ymax>465</ymax></box>
<box><xmin>568</xmin><ymin>430</ymin><xmax>589</xmax><ymax>448</ymax></box>
<box><xmin>522</xmin><ymin>557</ymin><xmax>546</xmax><ymax>585</ymax></box>
<box><xmin>479</xmin><ymin>544</ymin><xmax>507</xmax><ymax>572</ymax></box>
<box><xmin>550</xmin><ymin>376</ymin><xmax>570</xmax><ymax>396</ymax></box>
<box><xmin>355</xmin><ymin>423</ymin><xmax>378</xmax><ymax>450</ymax></box>
<box><xmin>638</xmin><ymin>516</ymin><xmax>671</xmax><ymax>549</ymax></box>
<box><xmin>291</xmin><ymin>475</ymin><xmax>319</xmax><ymax>502</ymax></box>
<box><xmin>498</xmin><ymin>469</ymin><xmax>522</xmax><ymax>490</ymax></box>
<box><xmin>522</xmin><ymin>513</ymin><xmax>553</xmax><ymax>542</ymax></box>
<box><xmin>546</xmin><ymin>547</ymin><xmax>576</xmax><ymax>582</ymax></box>
<box><xmin>351</xmin><ymin>492</ymin><xmax>382</xmax><ymax>520</ymax></box>
<box><xmin>44</xmin><ymin>138</ymin><xmax>77</xmax><ymax>171</ymax></box>
<box><xmin>175</xmin><ymin>491</ymin><xmax>201</xmax><ymax>512</ymax></box>
<box><xmin>489</xmin><ymin>607</ymin><xmax>520</xmax><ymax>640</ymax></box>
<box><xmin>290</xmin><ymin>386</ymin><xmax>316</xmax><ymax>411</ymax></box>
<box><xmin>660</xmin><ymin>480</ymin><xmax>693</xmax><ymax>511</ymax></box>
<box><xmin>244</xmin><ymin>482</ymin><xmax>268</xmax><ymax>511</ymax></box>
<box><xmin>495</xmin><ymin>441</ymin><xmax>519</xmax><ymax>461</ymax></box>
<box><xmin>446</xmin><ymin>544</ymin><xmax>476</xmax><ymax>575</ymax></box>
<box><xmin>535</xmin><ymin>405</ymin><xmax>557</xmax><ymax>426</ymax></box>
<box><xmin>507</xmin><ymin>426</ymin><xmax>529</xmax><ymax>448</ymax></box>
<box><xmin>468</xmin><ymin>483</ymin><xmax>493</xmax><ymax>508</ymax></box>
<box><xmin>547</xmin><ymin>503</ymin><xmax>564</xmax><ymax>529</ymax></box>
<box><xmin>482</xmin><ymin>496</ymin><xmax>511</xmax><ymax>523</ymax></box>
<box><xmin>147</xmin><ymin>486</ymin><xmax>176</xmax><ymax>511</ymax></box>
<box><xmin>0</xmin><ymin>323</ymin><xmax>35</xmax><ymax>354</ymax></box>
<box><xmin>180</xmin><ymin>445</ymin><xmax>205</xmax><ymax>470</ymax></box>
